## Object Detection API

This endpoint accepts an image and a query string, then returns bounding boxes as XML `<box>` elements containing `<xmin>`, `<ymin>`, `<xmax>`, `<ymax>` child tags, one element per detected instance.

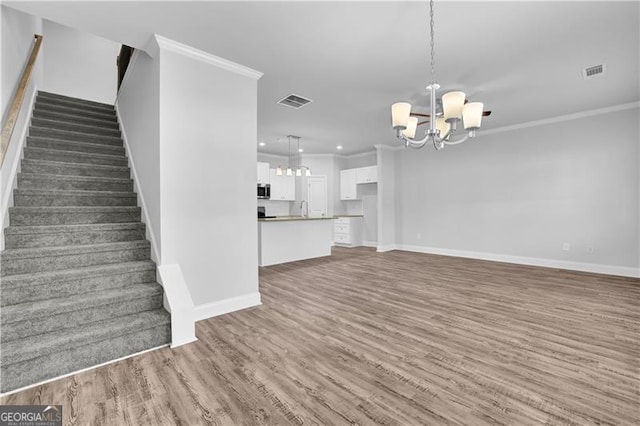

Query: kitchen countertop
<box><xmin>258</xmin><ymin>216</ymin><xmax>335</xmax><ymax>222</ymax></box>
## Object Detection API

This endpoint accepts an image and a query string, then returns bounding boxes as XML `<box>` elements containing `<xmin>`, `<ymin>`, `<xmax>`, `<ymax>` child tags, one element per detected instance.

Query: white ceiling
<box><xmin>7</xmin><ymin>1</ymin><xmax>640</xmax><ymax>155</ymax></box>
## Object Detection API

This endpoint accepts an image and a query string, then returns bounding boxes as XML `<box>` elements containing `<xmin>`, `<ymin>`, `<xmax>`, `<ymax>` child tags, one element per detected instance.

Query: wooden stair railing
<box><xmin>0</xmin><ymin>34</ymin><xmax>43</xmax><ymax>167</ymax></box>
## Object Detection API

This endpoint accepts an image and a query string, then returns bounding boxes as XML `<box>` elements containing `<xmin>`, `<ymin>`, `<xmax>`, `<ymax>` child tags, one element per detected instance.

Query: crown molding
<box><xmin>480</xmin><ymin>101</ymin><xmax>640</xmax><ymax>137</ymax></box>
<box><xmin>154</xmin><ymin>35</ymin><xmax>263</xmax><ymax>80</ymax></box>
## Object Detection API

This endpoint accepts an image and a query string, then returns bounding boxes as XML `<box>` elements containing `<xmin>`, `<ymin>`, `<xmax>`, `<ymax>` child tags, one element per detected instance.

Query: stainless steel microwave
<box><xmin>257</xmin><ymin>184</ymin><xmax>270</xmax><ymax>199</ymax></box>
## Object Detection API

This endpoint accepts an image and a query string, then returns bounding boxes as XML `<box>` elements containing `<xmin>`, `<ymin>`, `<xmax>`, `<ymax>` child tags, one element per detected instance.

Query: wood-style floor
<box><xmin>2</xmin><ymin>247</ymin><xmax>639</xmax><ymax>425</ymax></box>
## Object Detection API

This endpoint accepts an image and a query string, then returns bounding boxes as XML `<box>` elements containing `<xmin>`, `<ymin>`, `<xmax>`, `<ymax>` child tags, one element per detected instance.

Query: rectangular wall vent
<box><xmin>277</xmin><ymin>93</ymin><xmax>313</xmax><ymax>109</ymax></box>
<box><xmin>583</xmin><ymin>64</ymin><xmax>606</xmax><ymax>79</ymax></box>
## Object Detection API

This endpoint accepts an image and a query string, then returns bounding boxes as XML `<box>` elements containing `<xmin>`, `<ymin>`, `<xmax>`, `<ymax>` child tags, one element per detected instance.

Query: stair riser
<box><xmin>5</xmin><ymin>227</ymin><xmax>145</xmax><ymax>249</ymax></box>
<box><xmin>10</xmin><ymin>210</ymin><xmax>141</xmax><ymax>226</ymax></box>
<box><xmin>0</xmin><ymin>325</ymin><xmax>170</xmax><ymax>392</ymax></box>
<box><xmin>37</xmin><ymin>92</ymin><xmax>114</xmax><ymax>111</ymax></box>
<box><xmin>1</xmin><ymin>246</ymin><xmax>150</xmax><ymax>275</ymax></box>
<box><xmin>1</xmin><ymin>268</ymin><xmax>156</xmax><ymax>306</ymax></box>
<box><xmin>34</xmin><ymin>103</ymin><xmax>117</xmax><ymax>122</ymax></box>
<box><xmin>23</xmin><ymin>148</ymin><xmax>128</xmax><ymax>167</ymax></box>
<box><xmin>31</xmin><ymin>118</ymin><xmax>121</xmax><ymax>138</ymax></box>
<box><xmin>29</xmin><ymin>128</ymin><xmax>123</xmax><ymax>147</ymax></box>
<box><xmin>21</xmin><ymin>160</ymin><xmax>130</xmax><ymax>179</ymax></box>
<box><xmin>18</xmin><ymin>176</ymin><xmax>133</xmax><ymax>192</ymax></box>
<box><xmin>2</xmin><ymin>294</ymin><xmax>163</xmax><ymax>343</ymax></box>
<box><xmin>32</xmin><ymin>109</ymin><xmax>119</xmax><ymax>129</ymax></box>
<box><xmin>14</xmin><ymin>193</ymin><xmax>137</xmax><ymax>208</ymax></box>
<box><xmin>36</xmin><ymin>97</ymin><xmax>115</xmax><ymax>115</ymax></box>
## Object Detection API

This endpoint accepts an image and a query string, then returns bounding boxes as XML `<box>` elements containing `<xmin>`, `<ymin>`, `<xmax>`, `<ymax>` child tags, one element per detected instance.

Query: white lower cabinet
<box><xmin>333</xmin><ymin>217</ymin><xmax>363</xmax><ymax>247</ymax></box>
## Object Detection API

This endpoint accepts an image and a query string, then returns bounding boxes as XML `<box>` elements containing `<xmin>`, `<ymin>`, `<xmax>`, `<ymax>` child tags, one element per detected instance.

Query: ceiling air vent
<box><xmin>582</xmin><ymin>64</ymin><xmax>606</xmax><ymax>79</ymax></box>
<box><xmin>277</xmin><ymin>93</ymin><xmax>313</xmax><ymax>109</ymax></box>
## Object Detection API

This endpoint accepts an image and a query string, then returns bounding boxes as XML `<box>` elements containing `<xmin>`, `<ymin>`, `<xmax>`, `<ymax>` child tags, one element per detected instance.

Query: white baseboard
<box><xmin>0</xmin><ymin>344</ymin><xmax>169</xmax><ymax>398</ymax></box>
<box><xmin>194</xmin><ymin>292</ymin><xmax>262</xmax><ymax>322</ymax></box>
<box><xmin>397</xmin><ymin>244</ymin><xmax>640</xmax><ymax>278</ymax></box>
<box><xmin>0</xmin><ymin>83</ymin><xmax>38</xmax><ymax>251</ymax></box>
<box><xmin>114</xmin><ymin>106</ymin><xmax>161</xmax><ymax>264</ymax></box>
<box><xmin>363</xmin><ymin>240</ymin><xmax>377</xmax><ymax>248</ymax></box>
<box><xmin>376</xmin><ymin>244</ymin><xmax>398</xmax><ymax>253</ymax></box>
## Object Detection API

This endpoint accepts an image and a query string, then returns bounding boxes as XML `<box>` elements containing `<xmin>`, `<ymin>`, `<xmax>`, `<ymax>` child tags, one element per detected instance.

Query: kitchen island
<box><xmin>258</xmin><ymin>216</ymin><xmax>333</xmax><ymax>266</ymax></box>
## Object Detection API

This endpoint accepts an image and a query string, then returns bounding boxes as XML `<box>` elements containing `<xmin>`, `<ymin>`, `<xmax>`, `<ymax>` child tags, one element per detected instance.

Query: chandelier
<box><xmin>391</xmin><ymin>0</ymin><xmax>488</xmax><ymax>150</ymax></box>
<box><xmin>276</xmin><ymin>135</ymin><xmax>311</xmax><ymax>177</ymax></box>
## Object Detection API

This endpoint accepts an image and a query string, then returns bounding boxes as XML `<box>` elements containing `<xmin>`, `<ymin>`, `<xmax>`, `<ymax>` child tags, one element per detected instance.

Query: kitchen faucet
<box><xmin>300</xmin><ymin>200</ymin><xmax>308</xmax><ymax>218</ymax></box>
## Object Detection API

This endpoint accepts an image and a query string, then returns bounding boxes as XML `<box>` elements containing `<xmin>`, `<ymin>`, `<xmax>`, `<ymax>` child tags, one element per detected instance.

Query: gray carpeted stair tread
<box><xmin>14</xmin><ymin>188</ymin><xmax>137</xmax><ymax>208</ymax></box>
<box><xmin>21</xmin><ymin>158</ymin><xmax>130</xmax><ymax>179</ymax></box>
<box><xmin>1</xmin><ymin>240</ymin><xmax>150</xmax><ymax>276</ymax></box>
<box><xmin>17</xmin><ymin>173</ymin><xmax>133</xmax><ymax>193</ymax></box>
<box><xmin>36</xmin><ymin>96</ymin><xmax>115</xmax><ymax>115</ymax></box>
<box><xmin>1</xmin><ymin>322</ymin><xmax>170</xmax><ymax>392</ymax></box>
<box><xmin>9</xmin><ymin>205</ymin><xmax>141</xmax><ymax>227</ymax></box>
<box><xmin>4</xmin><ymin>221</ymin><xmax>145</xmax><ymax>248</ymax></box>
<box><xmin>23</xmin><ymin>146</ymin><xmax>129</xmax><ymax>167</ymax></box>
<box><xmin>31</xmin><ymin>117</ymin><xmax>121</xmax><ymax>138</ymax></box>
<box><xmin>2</xmin><ymin>282</ymin><xmax>162</xmax><ymax>325</ymax></box>
<box><xmin>27</xmin><ymin>137</ymin><xmax>125</xmax><ymax>157</ymax></box>
<box><xmin>1</xmin><ymin>260</ymin><xmax>155</xmax><ymax>289</ymax></box>
<box><xmin>32</xmin><ymin>108</ymin><xmax>119</xmax><ymax>128</ymax></box>
<box><xmin>34</xmin><ymin>102</ymin><xmax>117</xmax><ymax>122</ymax></box>
<box><xmin>38</xmin><ymin>91</ymin><xmax>114</xmax><ymax>110</ymax></box>
<box><xmin>1</xmin><ymin>309</ymin><xmax>170</xmax><ymax>366</ymax></box>
<box><xmin>29</xmin><ymin>127</ymin><xmax>123</xmax><ymax>146</ymax></box>
<box><xmin>2</xmin><ymin>240</ymin><xmax>150</xmax><ymax>261</ymax></box>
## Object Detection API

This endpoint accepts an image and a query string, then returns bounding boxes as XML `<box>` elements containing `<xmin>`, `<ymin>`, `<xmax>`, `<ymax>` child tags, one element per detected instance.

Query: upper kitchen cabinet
<box><xmin>355</xmin><ymin>166</ymin><xmax>377</xmax><ymax>184</ymax></box>
<box><xmin>341</xmin><ymin>166</ymin><xmax>377</xmax><ymax>200</ymax></box>
<box><xmin>257</xmin><ymin>162</ymin><xmax>270</xmax><ymax>185</ymax></box>
<box><xmin>340</xmin><ymin>169</ymin><xmax>357</xmax><ymax>200</ymax></box>
<box><xmin>269</xmin><ymin>169</ymin><xmax>295</xmax><ymax>201</ymax></box>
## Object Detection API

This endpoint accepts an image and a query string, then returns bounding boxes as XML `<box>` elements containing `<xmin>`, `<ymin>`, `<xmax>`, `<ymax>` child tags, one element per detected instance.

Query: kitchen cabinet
<box><xmin>257</xmin><ymin>162</ymin><xmax>270</xmax><ymax>184</ymax></box>
<box><xmin>333</xmin><ymin>217</ymin><xmax>363</xmax><ymax>247</ymax></box>
<box><xmin>340</xmin><ymin>169</ymin><xmax>357</xmax><ymax>200</ymax></box>
<box><xmin>269</xmin><ymin>169</ymin><xmax>295</xmax><ymax>201</ymax></box>
<box><xmin>355</xmin><ymin>166</ymin><xmax>377</xmax><ymax>184</ymax></box>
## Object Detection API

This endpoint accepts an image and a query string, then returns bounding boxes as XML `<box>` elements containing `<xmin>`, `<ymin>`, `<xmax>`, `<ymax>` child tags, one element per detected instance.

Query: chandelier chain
<box><xmin>429</xmin><ymin>0</ymin><xmax>436</xmax><ymax>84</ymax></box>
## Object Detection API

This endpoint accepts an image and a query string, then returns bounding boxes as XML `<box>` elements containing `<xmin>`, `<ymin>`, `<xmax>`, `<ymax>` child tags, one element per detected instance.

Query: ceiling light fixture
<box><xmin>259</xmin><ymin>142</ymin><xmax>266</xmax><ymax>147</ymax></box>
<box><xmin>391</xmin><ymin>0</ymin><xmax>489</xmax><ymax>150</ymax></box>
<box><xmin>336</xmin><ymin>145</ymin><xmax>343</xmax><ymax>150</ymax></box>
<box><xmin>276</xmin><ymin>135</ymin><xmax>311</xmax><ymax>177</ymax></box>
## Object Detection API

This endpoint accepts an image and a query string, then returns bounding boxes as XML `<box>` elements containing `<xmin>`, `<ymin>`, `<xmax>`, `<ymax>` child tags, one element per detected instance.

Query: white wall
<box><xmin>0</xmin><ymin>6</ymin><xmax>43</xmax><ymax>250</ymax></box>
<box><xmin>115</xmin><ymin>50</ymin><xmax>161</xmax><ymax>260</ymax></box>
<box><xmin>1</xmin><ymin>6</ymin><xmax>42</xmax><ymax>119</ymax></box>
<box><xmin>42</xmin><ymin>20</ymin><xmax>119</xmax><ymax>104</ymax></box>
<box><xmin>158</xmin><ymin>41</ymin><xmax>261</xmax><ymax>311</ymax></box>
<box><xmin>394</xmin><ymin>106</ymin><xmax>640</xmax><ymax>275</ymax></box>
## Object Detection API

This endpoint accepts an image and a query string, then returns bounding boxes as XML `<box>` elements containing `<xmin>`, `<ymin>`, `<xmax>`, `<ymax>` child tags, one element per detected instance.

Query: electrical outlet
<box><xmin>417</xmin><ymin>233</ymin><xmax>422</xmax><ymax>240</ymax></box>
<box><xmin>587</xmin><ymin>246</ymin><xmax>594</xmax><ymax>254</ymax></box>
<box><xmin>562</xmin><ymin>242</ymin><xmax>570</xmax><ymax>251</ymax></box>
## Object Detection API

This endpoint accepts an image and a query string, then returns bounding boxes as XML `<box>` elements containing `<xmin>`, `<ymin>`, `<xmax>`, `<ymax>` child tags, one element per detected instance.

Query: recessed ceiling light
<box><xmin>298</xmin><ymin>148</ymin><xmax>304</xmax><ymax>153</ymax></box>
<box><xmin>336</xmin><ymin>145</ymin><xmax>343</xmax><ymax>150</ymax></box>
<box><xmin>259</xmin><ymin>142</ymin><xmax>266</xmax><ymax>147</ymax></box>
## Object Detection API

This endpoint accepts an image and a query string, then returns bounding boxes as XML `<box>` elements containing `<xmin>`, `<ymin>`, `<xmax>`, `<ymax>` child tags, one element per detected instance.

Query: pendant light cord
<box><xmin>429</xmin><ymin>0</ymin><xmax>436</xmax><ymax>85</ymax></box>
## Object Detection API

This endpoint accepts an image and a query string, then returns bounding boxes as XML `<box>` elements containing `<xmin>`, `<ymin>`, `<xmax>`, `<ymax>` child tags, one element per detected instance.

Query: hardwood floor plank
<box><xmin>1</xmin><ymin>247</ymin><xmax>638</xmax><ymax>425</ymax></box>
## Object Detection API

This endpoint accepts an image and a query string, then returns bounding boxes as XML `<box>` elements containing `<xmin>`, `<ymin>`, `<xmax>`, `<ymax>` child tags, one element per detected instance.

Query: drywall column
<box><xmin>0</xmin><ymin>6</ymin><xmax>43</xmax><ymax>250</ymax></box>
<box><xmin>376</xmin><ymin>145</ymin><xmax>397</xmax><ymax>251</ymax></box>
<box><xmin>155</xmin><ymin>36</ymin><xmax>263</xmax><ymax>321</ymax></box>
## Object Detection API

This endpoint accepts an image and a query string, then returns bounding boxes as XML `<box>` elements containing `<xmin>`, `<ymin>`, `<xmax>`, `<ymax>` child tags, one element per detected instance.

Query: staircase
<box><xmin>0</xmin><ymin>91</ymin><xmax>171</xmax><ymax>393</ymax></box>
